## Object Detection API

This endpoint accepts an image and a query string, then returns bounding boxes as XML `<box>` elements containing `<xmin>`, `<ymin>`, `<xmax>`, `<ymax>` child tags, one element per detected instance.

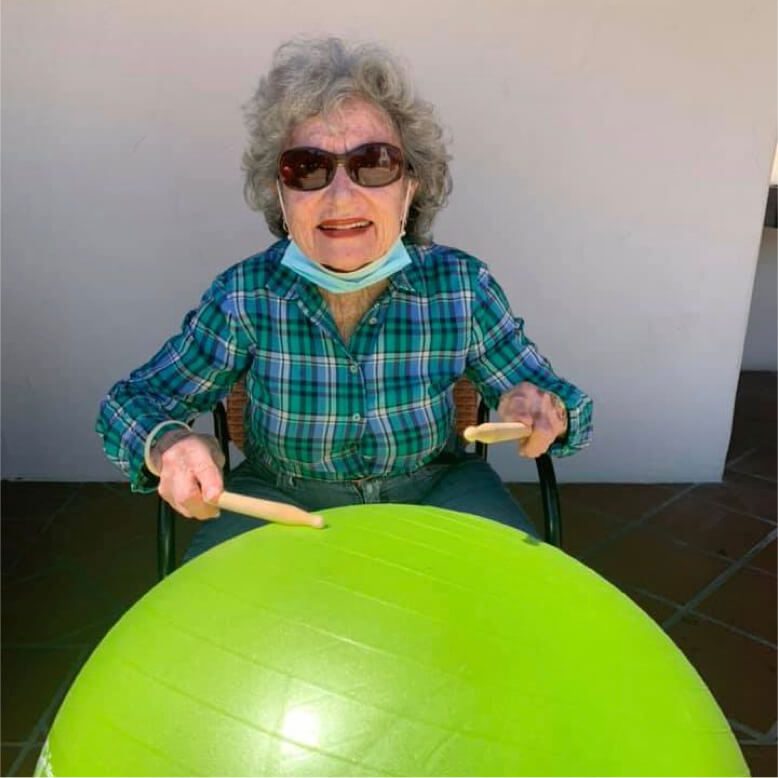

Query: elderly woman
<box><xmin>97</xmin><ymin>37</ymin><xmax>592</xmax><ymax>560</ymax></box>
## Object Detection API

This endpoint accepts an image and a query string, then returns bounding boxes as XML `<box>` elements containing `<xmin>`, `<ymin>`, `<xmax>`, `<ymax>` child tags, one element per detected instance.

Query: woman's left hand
<box><xmin>497</xmin><ymin>382</ymin><xmax>568</xmax><ymax>458</ymax></box>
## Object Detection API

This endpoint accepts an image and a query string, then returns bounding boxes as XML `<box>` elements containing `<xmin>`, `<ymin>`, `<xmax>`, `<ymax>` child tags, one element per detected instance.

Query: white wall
<box><xmin>2</xmin><ymin>0</ymin><xmax>776</xmax><ymax>483</ymax></box>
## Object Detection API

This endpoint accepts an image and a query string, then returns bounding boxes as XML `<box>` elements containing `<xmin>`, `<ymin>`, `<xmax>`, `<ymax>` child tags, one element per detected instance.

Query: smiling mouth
<box><xmin>318</xmin><ymin>219</ymin><xmax>373</xmax><ymax>237</ymax></box>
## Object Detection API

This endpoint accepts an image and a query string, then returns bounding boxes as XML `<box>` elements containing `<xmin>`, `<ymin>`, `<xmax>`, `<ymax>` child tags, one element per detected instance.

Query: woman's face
<box><xmin>279</xmin><ymin>99</ymin><xmax>416</xmax><ymax>272</ymax></box>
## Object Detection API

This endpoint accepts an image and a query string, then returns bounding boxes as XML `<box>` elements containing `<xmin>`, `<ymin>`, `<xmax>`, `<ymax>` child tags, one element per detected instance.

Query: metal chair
<box><xmin>157</xmin><ymin>378</ymin><xmax>562</xmax><ymax>579</ymax></box>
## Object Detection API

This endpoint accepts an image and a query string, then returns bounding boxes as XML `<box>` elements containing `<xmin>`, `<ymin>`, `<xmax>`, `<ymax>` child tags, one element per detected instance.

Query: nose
<box><xmin>326</xmin><ymin>162</ymin><xmax>357</xmax><ymax>196</ymax></box>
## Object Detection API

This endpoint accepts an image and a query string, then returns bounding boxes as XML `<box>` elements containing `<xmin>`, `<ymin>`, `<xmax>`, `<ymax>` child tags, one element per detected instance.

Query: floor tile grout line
<box><xmin>625</xmin><ymin>585</ymin><xmax>684</xmax><ymax>610</ymax></box>
<box><xmin>680</xmin><ymin>482</ymin><xmax>777</xmax><ymax>525</ymax></box>
<box><xmin>725</xmin><ymin>447</ymin><xmax>760</xmax><ymax>468</ymax></box>
<box><xmin>579</xmin><ymin>483</ymin><xmax>700</xmax><ymax>558</ymax></box>
<box><xmin>4</xmin><ymin>484</ymin><xmax>85</xmax><ymax>579</ymax></box>
<box><xmin>675</xmin><ymin>498</ymin><xmax>778</xmax><ymax>528</ymax></box>
<box><xmin>686</xmin><ymin>611</ymin><xmax>778</xmax><ymax>651</ymax></box>
<box><xmin>759</xmin><ymin>721</ymin><xmax>778</xmax><ymax>745</ymax></box>
<box><xmin>729</xmin><ymin>718</ymin><xmax>774</xmax><ymax>742</ymax></box>
<box><xmin>7</xmin><ymin>645</ymin><xmax>91</xmax><ymax>777</ymax></box>
<box><xmin>38</xmin><ymin>483</ymin><xmax>85</xmax><ymax>535</ymax></box>
<box><xmin>661</xmin><ymin>528</ymin><xmax>778</xmax><ymax>632</ymax></box>
<box><xmin>578</xmin><ymin>487</ymin><xmax>777</xmax><ymax>570</ymax></box>
<box><xmin>618</xmin><ymin>582</ymin><xmax>778</xmax><ymax>648</ymax></box>
<box><xmin>725</xmin><ymin>468</ymin><xmax>778</xmax><ymax>486</ymax></box>
<box><xmin>743</xmin><ymin>564</ymin><xmax>777</xmax><ymax>581</ymax></box>
<box><xmin>3</xmin><ymin>554</ymin><xmax>78</xmax><ymax>586</ymax></box>
<box><xmin>670</xmin><ymin>463</ymin><xmax>778</xmax><ymax>522</ymax></box>
<box><xmin>5</xmin><ymin>533</ymin><xmax>146</xmax><ymax>614</ymax></box>
<box><xmin>606</xmin><ymin>517</ymin><xmax>778</xmax><ymax>573</ymax></box>
<box><xmin>639</xmin><ymin>483</ymin><xmax>707</xmax><ymax>516</ymax></box>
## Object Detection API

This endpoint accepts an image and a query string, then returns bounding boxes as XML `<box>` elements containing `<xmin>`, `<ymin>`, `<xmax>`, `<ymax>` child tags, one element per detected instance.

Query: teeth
<box><xmin>321</xmin><ymin>221</ymin><xmax>371</xmax><ymax>230</ymax></box>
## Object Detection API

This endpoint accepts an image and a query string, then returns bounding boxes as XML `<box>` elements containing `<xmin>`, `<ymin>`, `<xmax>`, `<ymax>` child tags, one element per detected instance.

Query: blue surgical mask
<box><xmin>280</xmin><ymin>237</ymin><xmax>412</xmax><ymax>294</ymax></box>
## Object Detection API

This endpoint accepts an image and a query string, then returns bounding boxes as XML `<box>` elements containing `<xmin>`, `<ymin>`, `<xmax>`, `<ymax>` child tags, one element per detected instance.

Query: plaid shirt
<box><xmin>97</xmin><ymin>240</ymin><xmax>592</xmax><ymax>492</ymax></box>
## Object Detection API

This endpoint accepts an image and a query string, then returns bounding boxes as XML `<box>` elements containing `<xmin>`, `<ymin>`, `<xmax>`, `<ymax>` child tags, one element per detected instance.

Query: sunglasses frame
<box><xmin>278</xmin><ymin>142</ymin><xmax>407</xmax><ymax>192</ymax></box>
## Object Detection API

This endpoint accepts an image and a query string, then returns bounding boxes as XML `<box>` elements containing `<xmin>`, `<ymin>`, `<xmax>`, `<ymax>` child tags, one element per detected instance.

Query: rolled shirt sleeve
<box><xmin>464</xmin><ymin>265</ymin><xmax>593</xmax><ymax>457</ymax></box>
<box><xmin>96</xmin><ymin>274</ymin><xmax>251</xmax><ymax>492</ymax></box>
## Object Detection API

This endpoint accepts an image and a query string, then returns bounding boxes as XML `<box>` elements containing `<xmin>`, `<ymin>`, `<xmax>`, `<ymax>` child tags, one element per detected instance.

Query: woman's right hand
<box><xmin>151</xmin><ymin>430</ymin><xmax>226</xmax><ymax>519</ymax></box>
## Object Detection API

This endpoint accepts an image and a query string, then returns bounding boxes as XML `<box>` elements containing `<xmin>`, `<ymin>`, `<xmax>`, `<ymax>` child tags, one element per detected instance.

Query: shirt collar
<box><xmin>264</xmin><ymin>240</ymin><xmax>302</xmax><ymax>300</ymax></box>
<box><xmin>388</xmin><ymin>242</ymin><xmax>424</xmax><ymax>295</ymax></box>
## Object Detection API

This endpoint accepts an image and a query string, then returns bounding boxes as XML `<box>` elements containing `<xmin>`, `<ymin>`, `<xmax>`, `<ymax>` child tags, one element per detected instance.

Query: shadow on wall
<box><xmin>741</xmin><ymin>187</ymin><xmax>777</xmax><ymax>372</ymax></box>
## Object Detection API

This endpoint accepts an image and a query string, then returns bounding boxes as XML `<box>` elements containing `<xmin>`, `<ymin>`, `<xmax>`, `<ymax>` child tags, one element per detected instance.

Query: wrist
<box><xmin>144</xmin><ymin>420</ymin><xmax>191</xmax><ymax>476</ymax></box>
<box><xmin>147</xmin><ymin>429</ymin><xmax>226</xmax><ymax>477</ymax></box>
<box><xmin>550</xmin><ymin>393</ymin><xmax>568</xmax><ymax>438</ymax></box>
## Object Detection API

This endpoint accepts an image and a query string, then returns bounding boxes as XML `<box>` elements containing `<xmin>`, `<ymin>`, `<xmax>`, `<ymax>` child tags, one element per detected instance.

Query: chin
<box><xmin>314</xmin><ymin>241</ymin><xmax>381</xmax><ymax>271</ymax></box>
<box><xmin>322</xmin><ymin>259</ymin><xmax>371</xmax><ymax>273</ymax></box>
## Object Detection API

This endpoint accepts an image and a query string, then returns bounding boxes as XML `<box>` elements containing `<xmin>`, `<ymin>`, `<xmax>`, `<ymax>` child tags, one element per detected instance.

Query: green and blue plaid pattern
<box><xmin>97</xmin><ymin>240</ymin><xmax>592</xmax><ymax>491</ymax></box>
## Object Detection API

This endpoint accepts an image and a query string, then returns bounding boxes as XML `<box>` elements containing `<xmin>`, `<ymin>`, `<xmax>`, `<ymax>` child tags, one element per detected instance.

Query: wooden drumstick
<box><xmin>209</xmin><ymin>491</ymin><xmax>325</xmax><ymax>528</ymax></box>
<box><xmin>462</xmin><ymin>422</ymin><xmax>532</xmax><ymax>445</ymax></box>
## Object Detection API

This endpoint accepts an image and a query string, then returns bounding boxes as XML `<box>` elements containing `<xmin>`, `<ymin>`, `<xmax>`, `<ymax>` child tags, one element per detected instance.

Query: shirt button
<box><xmin>349</xmin><ymin>363</ymin><xmax>359</xmax><ymax>374</ymax></box>
<box><xmin>352</xmin><ymin>413</ymin><xmax>362</xmax><ymax>422</ymax></box>
<box><xmin>368</xmin><ymin>317</ymin><xmax>378</xmax><ymax>325</ymax></box>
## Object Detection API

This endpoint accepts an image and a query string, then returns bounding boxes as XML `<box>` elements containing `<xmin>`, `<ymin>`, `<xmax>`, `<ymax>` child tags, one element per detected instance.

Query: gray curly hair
<box><xmin>242</xmin><ymin>37</ymin><xmax>452</xmax><ymax>243</ymax></box>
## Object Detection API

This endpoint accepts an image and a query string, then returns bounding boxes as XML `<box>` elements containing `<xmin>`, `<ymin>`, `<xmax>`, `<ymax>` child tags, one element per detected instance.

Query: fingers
<box><xmin>157</xmin><ymin>435</ymin><xmax>224</xmax><ymax>521</ymax></box>
<box><xmin>519</xmin><ymin>417</ymin><xmax>556</xmax><ymax>458</ymax></box>
<box><xmin>191</xmin><ymin>457</ymin><xmax>224</xmax><ymax>506</ymax></box>
<box><xmin>180</xmin><ymin>490</ymin><xmax>221</xmax><ymax>520</ymax></box>
<box><xmin>497</xmin><ymin>381</ymin><xmax>539</xmax><ymax>423</ymax></box>
<box><xmin>499</xmin><ymin>382</ymin><xmax>566</xmax><ymax>458</ymax></box>
<box><xmin>160</xmin><ymin>471</ymin><xmax>221</xmax><ymax>519</ymax></box>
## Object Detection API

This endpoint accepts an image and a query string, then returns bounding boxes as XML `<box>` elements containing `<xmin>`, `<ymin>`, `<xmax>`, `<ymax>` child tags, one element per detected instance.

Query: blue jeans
<box><xmin>183</xmin><ymin>453</ymin><xmax>538</xmax><ymax>562</ymax></box>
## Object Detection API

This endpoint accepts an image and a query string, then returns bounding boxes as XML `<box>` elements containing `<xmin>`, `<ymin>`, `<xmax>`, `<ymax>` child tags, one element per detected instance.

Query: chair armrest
<box><xmin>213</xmin><ymin>403</ymin><xmax>231</xmax><ymax>473</ymax></box>
<box><xmin>535</xmin><ymin>453</ymin><xmax>562</xmax><ymax>548</ymax></box>
<box><xmin>157</xmin><ymin>499</ymin><xmax>176</xmax><ymax>580</ymax></box>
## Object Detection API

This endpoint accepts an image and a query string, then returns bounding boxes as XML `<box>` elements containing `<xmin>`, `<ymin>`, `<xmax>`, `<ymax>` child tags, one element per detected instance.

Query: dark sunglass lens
<box><xmin>350</xmin><ymin>144</ymin><xmax>403</xmax><ymax>187</ymax></box>
<box><xmin>279</xmin><ymin>149</ymin><xmax>333</xmax><ymax>190</ymax></box>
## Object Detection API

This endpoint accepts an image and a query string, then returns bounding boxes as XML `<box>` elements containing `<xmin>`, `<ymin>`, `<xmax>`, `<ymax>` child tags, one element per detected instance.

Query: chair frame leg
<box><xmin>536</xmin><ymin>453</ymin><xmax>562</xmax><ymax>548</ymax></box>
<box><xmin>157</xmin><ymin>500</ymin><xmax>176</xmax><ymax>580</ymax></box>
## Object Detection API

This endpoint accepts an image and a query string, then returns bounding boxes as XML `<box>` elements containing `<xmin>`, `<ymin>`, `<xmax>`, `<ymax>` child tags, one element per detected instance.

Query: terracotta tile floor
<box><xmin>2</xmin><ymin>371</ymin><xmax>776</xmax><ymax>776</ymax></box>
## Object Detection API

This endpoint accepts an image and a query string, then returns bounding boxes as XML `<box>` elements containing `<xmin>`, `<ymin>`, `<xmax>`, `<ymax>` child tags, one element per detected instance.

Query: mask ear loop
<box><xmin>399</xmin><ymin>181</ymin><xmax>414</xmax><ymax>238</ymax></box>
<box><xmin>275</xmin><ymin>179</ymin><xmax>291</xmax><ymax>235</ymax></box>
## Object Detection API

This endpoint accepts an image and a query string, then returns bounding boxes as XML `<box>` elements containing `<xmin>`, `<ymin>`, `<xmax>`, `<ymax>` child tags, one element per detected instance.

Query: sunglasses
<box><xmin>278</xmin><ymin>142</ymin><xmax>406</xmax><ymax>191</ymax></box>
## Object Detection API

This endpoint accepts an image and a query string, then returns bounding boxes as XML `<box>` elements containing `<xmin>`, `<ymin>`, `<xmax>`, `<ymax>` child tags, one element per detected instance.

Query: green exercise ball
<box><xmin>36</xmin><ymin>504</ymin><xmax>747</xmax><ymax>776</ymax></box>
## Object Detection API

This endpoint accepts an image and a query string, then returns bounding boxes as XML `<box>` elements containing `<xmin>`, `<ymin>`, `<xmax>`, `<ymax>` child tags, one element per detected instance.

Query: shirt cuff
<box><xmin>143</xmin><ymin>420</ymin><xmax>192</xmax><ymax>476</ymax></box>
<box><xmin>549</xmin><ymin>398</ymin><xmax>593</xmax><ymax>457</ymax></box>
